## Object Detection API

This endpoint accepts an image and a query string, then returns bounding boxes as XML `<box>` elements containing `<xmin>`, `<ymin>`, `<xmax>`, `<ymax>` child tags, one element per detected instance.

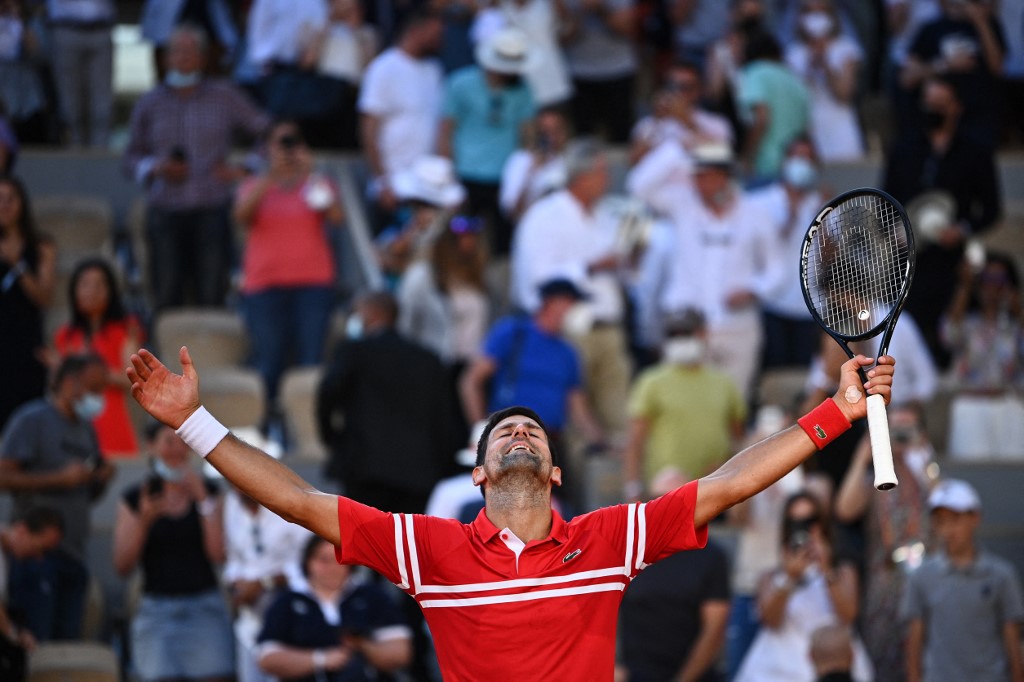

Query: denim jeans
<box><xmin>7</xmin><ymin>549</ymin><xmax>89</xmax><ymax>641</ymax></box>
<box><xmin>146</xmin><ymin>204</ymin><xmax>232</xmax><ymax>311</ymax></box>
<box><xmin>243</xmin><ymin>285</ymin><xmax>334</xmax><ymax>403</ymax></box>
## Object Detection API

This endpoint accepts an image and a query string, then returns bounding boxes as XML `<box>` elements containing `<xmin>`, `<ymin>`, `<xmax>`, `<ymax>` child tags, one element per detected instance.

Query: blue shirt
<box><xmin>441</xmin><ymin>66</ymin><xmax>535</xmax><ymax>183</ymax></box>
<box><xmin>483</xmin><ymin>316</ymin><xmax>581</xmax><ymax>430</ymax></box>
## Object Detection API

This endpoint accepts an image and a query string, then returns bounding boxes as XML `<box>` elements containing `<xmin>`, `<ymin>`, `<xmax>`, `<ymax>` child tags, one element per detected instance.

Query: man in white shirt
<box><xmin>223</xmin><ymin>486</ymin><xmax>311</xmax><ymax>682</ymax></box>
<box><xmin>359</xmin><ymin>7</ymin><xmax>445</xmax><ymax>220</ymax></box>
<box><xmin>658</xmin><ymin>142</ymin><xmax>769</xmax><ymax>398</ymax></box>
<box><xmin>510</xmin><ymin>139</ymin><xmax>631</xmax><ymax>440</ymax></box>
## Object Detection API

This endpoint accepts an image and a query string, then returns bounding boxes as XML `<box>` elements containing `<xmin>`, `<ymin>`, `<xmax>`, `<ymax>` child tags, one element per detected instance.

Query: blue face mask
<box><xmin>345</xmin><ymin>314</ymin><xmax>364</xmax><ymax>340</ymax></box>
<box><xmin>165</xmin><ymin>69</ymin><xmax>201</xmax><ymax>89</ymax></box>
<box><xmin>73</xmin><ymin>392</ymin><xmax>106</xmax><ymax>421</ymax></box>
<box><xmin>153</xmin><ymin>457</ymin><xmax>187</xmax><ymax>482</ymax></box>
<box><xmin>782</xmin><ymin>156</ymin><xmax>817</xmax><ymax>190</ymax></box>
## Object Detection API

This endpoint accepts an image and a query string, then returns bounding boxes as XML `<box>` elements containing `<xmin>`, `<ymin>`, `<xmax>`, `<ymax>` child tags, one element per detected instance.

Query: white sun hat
<box><xmin>475</xmin><ymin>27</ymin><xmax>538</xmax><ymax>75</ymax></box>
<box><xmin>392</xmin><ymin>155</ymin><xmax>466</xmax><ymax>208</ymax></box>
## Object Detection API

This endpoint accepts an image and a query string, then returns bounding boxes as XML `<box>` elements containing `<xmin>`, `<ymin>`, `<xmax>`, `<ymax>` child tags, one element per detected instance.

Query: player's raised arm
<box><xmin>127</xmin><ymin>347</ymin><xmax>340</xmax><ymax>545</ymax></box>
<box><xmin>693</xmin><ymin>354</ymin><xmax>894</xmax><ymax>528</ymax></box>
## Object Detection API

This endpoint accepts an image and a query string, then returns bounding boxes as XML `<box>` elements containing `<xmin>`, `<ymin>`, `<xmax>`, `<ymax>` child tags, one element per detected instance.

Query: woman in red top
<box><xmin>233</xmin><ymin>121</ymin><xmax>345</xmax><ymax>423</ymax></box>
<box><xmin>54</xmin><ymin>257</ymin><xmax>141</xmax><ymax>457</ymax></box>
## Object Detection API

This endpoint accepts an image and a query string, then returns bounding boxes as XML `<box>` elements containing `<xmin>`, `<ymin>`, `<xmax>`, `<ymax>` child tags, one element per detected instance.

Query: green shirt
<box><xmin>737</xmin><ymin>60</ymin><xmax>810</xmax><ymax>178</ymax></box>
<box><xmin>628</xmin><ymin>363</ymin><xmax>746</xmax><ymax>484</ymax></box>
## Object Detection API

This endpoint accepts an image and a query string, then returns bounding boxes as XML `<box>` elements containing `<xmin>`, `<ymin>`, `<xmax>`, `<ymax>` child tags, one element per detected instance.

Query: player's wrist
<box><xmin>797</xmin><ymin>399</ymin><xmax>851</xmax><ymax>450</ymax></box>
<box><xmin>175</xmin><ymin>406</ymin><xmax>229</xmax><ymax>458</ymax></box>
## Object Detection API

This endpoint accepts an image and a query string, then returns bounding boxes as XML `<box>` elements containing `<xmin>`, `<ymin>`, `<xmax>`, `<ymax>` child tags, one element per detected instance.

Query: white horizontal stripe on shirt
<box><xmin>416</xmin><ymin>566</ymin><xmax>628</xmax><ymax>595</ymax></box>
<box><xmin>419</xmin><ymin>582</ymin><xmax>626</xmax><ymax>609</ymax></box>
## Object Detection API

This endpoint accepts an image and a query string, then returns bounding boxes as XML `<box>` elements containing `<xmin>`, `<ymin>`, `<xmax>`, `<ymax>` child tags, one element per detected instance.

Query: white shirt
<box><xmin>629</xmin><ymin>217</ymin><xmax>675</xmax><ymax>348</ymax></box>
<box><xmin>246</xmin><ymin>0</ymin><xmax>328</xmax><ymax>67</ymax></box>
<box><xmin>630</xmin><ymin>110</ymin><xmax>732</xmax><ymax>154</ymax></box>
<box><xmin>746</xmin><ymin>182</ymin><xmax>821</xmax><ymax>318</ymax></box>
<box><xmin>499</xmin><ymin>149</ymin><xmax>567</xmax><ymax>216</ymax></box>
<box><xmin>222</xmin><ymin>490</ymin><xmax>311</xmax><ymax>584</ymax></box>
<box><xmin>880</xmin><ymin>313</ymin><xmax>938</xmax><ymax>407</ymax></box>
<box><xmin>425</xmin><ymin>473</ymin><xmax>481</xmax><ymax>520</ymax></box>
<box><xmin>358</xmin><ymin>47</ymin><xmax>444</xmax><ymax>177</ymax></box>
<box><xmin>319</xmin><ymin>23</ymin><xmax>375</xmax><ymax>83</ymax></box>
<box><xmin>659</xmin><ymin>188</ymin><xmax>769</xmax><ymax>330</ymax></box>
<box><xmin>510</xmin><ymin>189</ymin><xmax>623</xmax><ymax>320</ymax></box>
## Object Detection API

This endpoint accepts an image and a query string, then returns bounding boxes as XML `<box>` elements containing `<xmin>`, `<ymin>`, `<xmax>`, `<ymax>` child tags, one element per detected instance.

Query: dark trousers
<box><xmin>570</xmin><ymin>73</ymin><xmax>635</xmax><ymax>144</ymax></box>
<box><xmin>461</xmin><ymin>179</ymin><xmax>511</xmax><ymax>256</ymax></box>
<box><xmin>8</xmin><ymin>549</ymin><xmax>89</xmax><ymax>641</ymax></box>
<box><xmin>146</xmin><ymin>204</ymin><xmax>232</xmax><ymax>311</ymax></box>
<box><xmin>243</xmin><ymin>285</ymin><xmax>335</xmax><ymax>404</ymax></box>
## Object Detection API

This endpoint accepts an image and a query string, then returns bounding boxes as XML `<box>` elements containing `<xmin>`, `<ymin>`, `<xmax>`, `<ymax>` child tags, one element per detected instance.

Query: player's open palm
<box><xmin>127</xmin><ymin>346</ymin><xmax>201</xmax><ymax>429</ymax></box>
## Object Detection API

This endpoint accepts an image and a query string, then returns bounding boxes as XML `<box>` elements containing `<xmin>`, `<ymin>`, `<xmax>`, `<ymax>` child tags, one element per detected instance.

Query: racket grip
<box><xmin>866</xmin><ymin>393</ymin><xmax>898</xmax><ymax>490</ymax></box>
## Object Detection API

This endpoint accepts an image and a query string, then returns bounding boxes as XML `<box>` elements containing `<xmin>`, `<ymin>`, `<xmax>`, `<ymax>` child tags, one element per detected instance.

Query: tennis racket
<box><xmin>799</xmin><ymin>188</ymin><xmax>916</xmax><ymax>491</ymax></box>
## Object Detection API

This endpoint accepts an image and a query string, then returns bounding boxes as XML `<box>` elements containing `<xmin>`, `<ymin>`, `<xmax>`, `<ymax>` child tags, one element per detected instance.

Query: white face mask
<box><xmin>782</xmin><ymin>156</ymin><xmax>817</xmax><ymax>190</ymax></box>
<box><xmin>345</xmin><ymin>314</ymin><xmax>364</xmax><ymax>339</ymax></box>
<box><xmin>73</xmin><ymin>392</ymin><xmax>106</xmax><ymax>421</ymax></box>
<box><xmin>663</xmin><ymin>337</ymin><xmax>705</xmax><ymax>365</ymax></box>
<box><xmin>800</xmin><ymin>11</ymin><xmax>833</xmax><ymax>39</ymax></box>
<box><xmin>165</xmin><ymin>69</ymin><xmax>201</xmax><ymax>89</ymax></box>
<box><xmin>561</xmin><ymin>303</ymin><xmax>594</xmax><ymax>337</ymax></box>
<box><xmin>153</xmin><ymin>457</ymin><xmax>187</xmax><ymax>482</ymax></box>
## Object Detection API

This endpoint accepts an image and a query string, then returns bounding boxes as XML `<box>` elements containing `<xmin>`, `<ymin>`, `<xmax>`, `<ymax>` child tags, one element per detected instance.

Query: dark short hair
<box><xmin>300</xmin><ymin>534</ymin><xmax>329</xmax><ymax>578</ymax></box>
<box><xmin>475</xmin><ymin>406</ymin><xmax>558</xmax><ymax>468</ymax></box>
<box><xmin>52</xmin><ymin>352</ymin><xmax>106</xmax><ymax>390</ymax></box>
<box><xmin>68</xmin><ymin>257</ymin><xmax>127</xmax><ymax>334</ymax></box>
<box><xmin>14</xmin><ymin>505</ymin><xmax>64</xmax><ymax>535</ymax></box>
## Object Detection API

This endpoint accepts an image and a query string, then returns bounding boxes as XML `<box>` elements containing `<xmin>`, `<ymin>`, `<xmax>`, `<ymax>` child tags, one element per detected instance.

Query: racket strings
<box><xmin>806</xmin><ymin>196</ymin><xmax>911</xmax><ymax>338</ymax></box>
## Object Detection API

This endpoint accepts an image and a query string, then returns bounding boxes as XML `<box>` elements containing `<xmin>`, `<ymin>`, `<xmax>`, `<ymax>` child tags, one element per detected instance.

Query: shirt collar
<box><xmin>470</xmin><ymin>505</ymin><xmax>569</xmax><ymax>546</ymax></box>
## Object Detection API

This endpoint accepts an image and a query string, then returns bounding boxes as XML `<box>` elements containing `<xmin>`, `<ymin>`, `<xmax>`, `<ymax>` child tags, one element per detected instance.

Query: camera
<box><xmin>784</xmin><ymin>516</ymin><xmax>816</xmax><ymax>551</ymax></box>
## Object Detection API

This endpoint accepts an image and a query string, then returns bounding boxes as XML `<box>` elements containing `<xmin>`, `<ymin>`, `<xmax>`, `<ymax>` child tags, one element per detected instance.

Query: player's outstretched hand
<box><xmin>833</xmin><ymin>355</ymin><xmax>895</xmax><ymax>422</ymax></box>
<box><xmin>127</xmin><ymin>346</ymin><xmax>201</xmax><ymax>429</ymax></box>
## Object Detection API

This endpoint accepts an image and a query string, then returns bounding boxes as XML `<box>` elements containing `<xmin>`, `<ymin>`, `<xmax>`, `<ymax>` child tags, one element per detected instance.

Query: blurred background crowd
<box><xmin>0</xmin><ymin>0</ymin><xmax>1023</xmax><ymax>680</ymax></box>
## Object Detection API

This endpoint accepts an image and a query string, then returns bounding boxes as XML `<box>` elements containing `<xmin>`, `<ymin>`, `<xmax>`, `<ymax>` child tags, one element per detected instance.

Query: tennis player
<box><xmin>127</xmin><ymin>347</ymin><xmax>894</xmax><ymax>680</ymax></box>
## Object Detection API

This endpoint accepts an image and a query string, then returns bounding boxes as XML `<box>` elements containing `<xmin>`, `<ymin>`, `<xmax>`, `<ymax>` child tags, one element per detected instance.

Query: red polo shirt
<box><xmin>335</xmin><ymin>481</ymin><xmax>707</xmax><ymax>681</ymax></box>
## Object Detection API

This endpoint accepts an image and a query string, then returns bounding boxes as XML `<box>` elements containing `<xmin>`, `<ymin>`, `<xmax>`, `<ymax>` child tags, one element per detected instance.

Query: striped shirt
<box><xmin>336</xmin><ymin>480</ymin><xmax>707</xmax><ymax>681</ymax></box>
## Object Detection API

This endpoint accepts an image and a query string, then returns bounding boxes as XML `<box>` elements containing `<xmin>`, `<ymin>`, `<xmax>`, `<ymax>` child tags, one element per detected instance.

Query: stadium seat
<box><xmin>199</xmin><ymin>367</ymin><xmax>266</xmax><ymax>430</ymax></box>
<box><xmin>154</xmin><ymin>307</ymin><xmax>249</xmax><ymax>369</ymax></box>
<box><xmin>280</xmin><ymin>365</ymin><xmax>327</xmax><ymax>461</ymax></box>
<box><xmin>28</xmin><ymin>641</ymin><xmax>119</xmax><ymax>682</ymax></box>
<box><xmin>33</xmin><ymin>194</ymin><xmax>114</xmax><ymax>272</ymax></box>
<box><xmin>756</xmin><ymin>368</ymin><xmax>809</xmax><ymax>413</ymax></box>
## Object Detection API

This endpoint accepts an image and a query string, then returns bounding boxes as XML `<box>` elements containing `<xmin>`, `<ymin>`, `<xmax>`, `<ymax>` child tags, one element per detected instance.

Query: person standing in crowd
<box><xmin>617</xmin><ymin>467</ymin><xmax>731</xmax><ymax>682</ymax></box>
<box><xmin>736</xmin><ymin>29</ymin><xmax>810</xmax><ymax>184</ymax></box>
<box><xmin>53</xmin><ymin>258</ymin><xmax>142</xmax><ymax>458</ymax></box>
<box><xmin>438</xmin><ymin>27</ymin><xmax>536</xmax><ymax>256</ymax></box>
<box><xmin>234</xmin><ymin>121</ymin><xmax>344</xmax><ymax>435</ymax></box>
<box><xmin>736</xmin><ymin>490</ymin><xmax>873</xmax><ymax>682</ymax></box>
<box><xmin>256</xmin><ymin>535</ymin><xmax>413</xmax><ymax>682</ymax></box>
<box><xmin>899</xmin><ymin>0</ymin><xmax>1006</xmax><ymax>147</ymax></box>
<box><xmin>122</xmin><ymin>24</ymin><xmax>270</xmax><ymax>312</ymax></box>
<box><xmin>784</xmin><ymin>0</ymin><xmax>864</xmax><ymax>162</ymax></box>
<box><xmin>623</xmin><ymin>309</ymin><xmax>746</xmax><ymax>502</ymax></box>
<box><xmin>656</xmin><ymin>142</ymin><xmax>769</xmax><ymax>398</ymax></box>
<box><xmin>140</xmin><ymin>0</ymin><xmax>240</xmax><ymax>79</ymax></box>
<box><xmin>883</xmin><ymin>75</ymin><xmax>1001</xmax><ymax>368</ymax></box>
<box><xmin>747</xmin><ymin>135</ymin><xmax>823</xmax><ymax>369</ymax></box>
<box><xmin>903</xmin><ymin>479</ymin><xmax>1024</xmax><ymax>682</ymax></box>
<box><xmin>46</xmin><ymin>0</ymin><xmax>115</xmax><ymax>148</ymax></box>
<box><xmin>510</xmin><ymin>139</ymin><xmax>632</xmax><ymax>441</ymax></box>
<box><xmin>0</xmin><ymin>506</ymin><xmax>63</xmax><ymax>657</ymax></box>
<box><xmin>499</xmin><ymin>106</ymin><xmax>571</xmax><ymax>224</ymax></box>
<box><xmin>460</xmin><ymin>277</ymin><xmax>605</xmax><ymax>508</ymax></box>
<box><xmin>835</xmin><ymin>404</ymin><xmax>935</xmax><ymax>680</ymax></box>
<box><xmin>125</xmin><ymin>325</ymin><xmax>895</xmax><ymax>680</ymax></box>
<box><xmin>113</xmin><ymin>421</ymin><xmax>234</xmax><ymax>682</ymax></box>
<box><xmin>941</xmin><ymin>252</ymin><xmax>1024</xmax><ymax>460</ymax></box>
<box><xmin>359</xmin><ymin>7</ymin><xmax>445</xmax><ymax>223</ymax></box>
<box><xmin>0</xmin><ymin>175</ymin><xmax>54</xmax><ymax>431</ymax></box>
<box><xmin>0</xmin><ymin>354</ymin><xmax>116</xmax><ymax>641</ymax></box>
<box><xmin>317</xmin><ymin>290</ymin><xmax>453</xmax><ymax>515</ymax></box>
<box><xmin>562</xmin><ymin>0</ymin><xmax>637</xmax><ymax>143</ymax></box>
<box><xmin>224</xmin><ymin>478</ymin><xmax>311</xmax><ymax>682</ymax></box>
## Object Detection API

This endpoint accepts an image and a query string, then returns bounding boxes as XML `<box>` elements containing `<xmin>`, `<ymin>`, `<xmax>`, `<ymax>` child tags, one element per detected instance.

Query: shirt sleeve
<box><xmin>482</xmin><ymin>318</ymin><xmax>516</xmax><ymax>362</ymax></box>
<box><xmin>0</xmin><ymin>411</ymin><xmax>38</xmax><ymax>465</ymax></box>
<box><xmin>335</xmin><ymin>497</ymin><xmax>406</xmax><ymax>587</ymax></box>
<box><xmin>998</xmin><ymin>561</ymin><xmax>1024</xmax><ymax>624</ymax></box>
<box><xmin>256</xmin><ymin>591</ymin><xmax>295</xmax><ymax>645</ymax></box>
<box><xmin>641</xmin><ymin>480</ymin><xmax>708</xmax><ymax>565</ymax></box>
<box><xmin>900</xmin><ymin>567</ymin><xmax>926</xmax><ymax>621</ymax></box>
<box><xmin>704</xmin><ymin>543</ymin><xmax>731</xmax><ymax>601</ymax></box>
<box><xmin>358</xmin><ymin>58</ymin><xmax>392</xmax><ymax>115</ymax></box>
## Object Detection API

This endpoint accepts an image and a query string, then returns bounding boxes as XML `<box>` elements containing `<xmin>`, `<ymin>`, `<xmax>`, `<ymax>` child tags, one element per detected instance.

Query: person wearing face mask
<box><xmin>784</xmin><ymin>0</ymin><xmax>864</xmax><ymax>162</ymax></box>
<box><xmin>747</xmin><ymin>136</ymin><xmax>824</xmax><ymax>369</ymax></box>
<box><xmin>122</xmin><ymin>24</ymin><xmax>271</xmax><ymax>312</ymax></box>
<box><xmin>658</xmin><ymin>142</ymin><xmax>771</xmax><ymax>398</ymax></box>
<box><xmin>113</xmin><ymin>421</ymin><xmax>235</xmax><ymax>682</ymax></box>
<box><xmin>622</xmin><ymin>308</ymin><xmax>746</xmax><ymax>502</ymax></box>
<box><xmin>0</xmin><ymin>353</ymin><xmax>116</xmax><ymax>642</ymax></box>
<box><xmin>882</xmin><ymin>75</ymin><xmax>1001</xmax><ymax>368</ymax></box>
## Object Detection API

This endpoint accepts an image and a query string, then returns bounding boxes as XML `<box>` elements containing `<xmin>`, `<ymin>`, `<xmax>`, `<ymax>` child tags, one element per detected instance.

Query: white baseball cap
<box><xmin>928</xmin><ymin>478</ymin><xmax>981</xmax><ymax>513</ymax></box>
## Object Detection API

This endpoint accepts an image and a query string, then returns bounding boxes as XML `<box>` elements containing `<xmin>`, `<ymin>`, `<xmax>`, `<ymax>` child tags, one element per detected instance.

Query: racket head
<box><xmin>800</xmin><ymin>188</ymin><xmax>916</xmax><ymax>350</ymax></box>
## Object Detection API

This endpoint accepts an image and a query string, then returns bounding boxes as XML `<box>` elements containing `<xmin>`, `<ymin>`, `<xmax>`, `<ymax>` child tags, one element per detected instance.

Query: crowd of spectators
<box><xmin>1</xmin><ymin>0</ymin><xmax>1024</xmax><ymax>680</ymax></box>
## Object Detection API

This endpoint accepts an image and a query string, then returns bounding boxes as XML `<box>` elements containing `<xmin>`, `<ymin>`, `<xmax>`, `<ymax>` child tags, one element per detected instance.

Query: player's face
<box><xmin>474</xmin><ymin>417</ymin><xmax>561</xmax><ymax>488</ymax></box>
<box><xmin>931</xmin><ymin>508</ymin><xmax>979</xmax><ymax>556</ymax></box>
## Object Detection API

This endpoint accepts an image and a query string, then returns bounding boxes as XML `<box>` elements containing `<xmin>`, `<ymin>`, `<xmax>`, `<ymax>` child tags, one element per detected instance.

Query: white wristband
<box><xmin>175</xmin><ymin>406</ymin><xmax>229</xmax><ymax>458</ymax></box>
